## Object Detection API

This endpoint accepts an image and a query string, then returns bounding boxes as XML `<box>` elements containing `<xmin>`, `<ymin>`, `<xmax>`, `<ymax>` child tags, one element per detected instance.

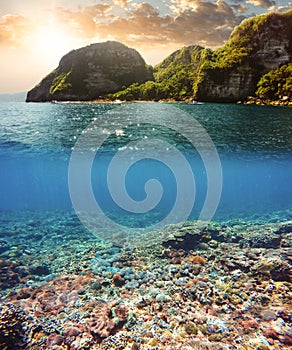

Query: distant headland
<box><xmin>26</xmin><ymin>10</ymin><xmax>292</xmax><ymax>106</ymax></box>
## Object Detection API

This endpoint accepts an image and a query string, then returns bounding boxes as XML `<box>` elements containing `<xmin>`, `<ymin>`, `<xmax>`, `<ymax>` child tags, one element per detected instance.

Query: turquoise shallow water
<box><xmin>0</xmin><ymin>102</ymin><xmax>291</xmax><ymax>244</ymax></box>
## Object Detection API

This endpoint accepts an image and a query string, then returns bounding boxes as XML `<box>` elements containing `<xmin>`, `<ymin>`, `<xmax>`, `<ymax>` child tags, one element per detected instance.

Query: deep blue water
<box><xmin>0</xmin><ymin>102</ymin><xmax>291</xmax><ymax>244</ymax></box>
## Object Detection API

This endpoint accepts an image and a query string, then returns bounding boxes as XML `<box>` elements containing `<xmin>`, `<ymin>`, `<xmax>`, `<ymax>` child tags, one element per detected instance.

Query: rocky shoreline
<box><xmin>74</xmin><ymin>97</ymin><xmax>292</xmax><ymax>107</ymax></box>
<box><xmin>241</xmin><ymin>97</ymin><xmax>292</xmax><ymax>107</ymax></box>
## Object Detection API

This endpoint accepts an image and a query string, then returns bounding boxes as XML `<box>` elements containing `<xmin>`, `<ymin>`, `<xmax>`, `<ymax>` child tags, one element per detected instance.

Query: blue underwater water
<box><xmin>0</xmin><ymin>101</ymin><xmax>291</xmax><ymax>245</ymax></box>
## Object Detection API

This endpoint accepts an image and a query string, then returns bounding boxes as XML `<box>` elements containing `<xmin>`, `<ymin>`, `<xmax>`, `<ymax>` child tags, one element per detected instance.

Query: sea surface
<box><xmin>0</xmin><ymin>101</ymin><xmax>291</xmax><ymax>246</ymax></box>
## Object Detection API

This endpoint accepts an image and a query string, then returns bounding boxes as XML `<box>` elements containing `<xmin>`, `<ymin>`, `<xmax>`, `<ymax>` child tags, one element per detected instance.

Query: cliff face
<box><xmin>196</xmin><ymin>67</ymin><xmax>256</xmax><ymax>102</ymax></box>
<box><xmin>195</xmin><ymin>10</ymin><xmax>292</xmax><ymax>102</ymax></box>
<box><xmin>26</xmin><ymin>41</ymin><xmax>153</xmax><ymax>102</ymax></box>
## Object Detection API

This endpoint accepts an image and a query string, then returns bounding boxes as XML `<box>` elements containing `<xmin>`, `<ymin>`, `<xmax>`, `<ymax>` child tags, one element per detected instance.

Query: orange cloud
<box><xmin>0</xmin><ymin>14</ymin><xmax>32</xmax><ymax>46</ymax></box>
<box><xmin>277</xmin><ymin>4</ymin><xmax>292</xmax><ymax>12</ymax></box>
<box><xmin>112</xmin><ymin>0</ymin><xmax>130</xmax><ymax>8</ymax></box>
<box><xmin>1</xmin><ymin>1</ymin><xmax>244</xmax><ymax>51</ymax></box>
<box><xmin>95</xmin><ymin>1</ymin><xmax>243</xmax><ymax>48</ymax></box>
<box><xmin>54</xmin><ymin>4</ymin><xmax>112</xmax><ymax>38</ymax></box>
<box><xmin>246</xmin><ymin>0</ymin><xmax>275</xmax><ymax>8</ymax></box>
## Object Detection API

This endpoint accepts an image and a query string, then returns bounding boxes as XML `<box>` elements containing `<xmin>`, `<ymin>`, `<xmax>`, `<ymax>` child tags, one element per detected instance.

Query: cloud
<box><xmin>229</xmin><ymin>0</ymin><xmax>245</xmax><ymax>3</ymax></box>
<box><xmin>277</xmin><ymin>3</ymin><xmax>292</xmax><ymax>12</ymax></box>
<box><xmin>0</xmin><ymin>14</ymin><xmax>32</xmax><ymax>46</ymax></box>
<box><xmin>95</xmin><ymin>0</ymin><xmax>244</xmax><ymax>48</ymax></box>
<box><xmin>97</xmin><ymin>3</ymin><xmax>170</xmax><ymax>45</ymax></box>
<box><xmin>231</xmin><ymin>4</ymin><xmax>247</xmax><ymax>13</ymax></box>
<box><xmin>54</xmin><ymin>4</ymin><xmax>112</xmax><ymax>38</ymax></box>
<box><xmin>27</xmin><ymin>1</ymin><xmax>246</xmax><ymax>50</ymax></box>
<box><xmin>86</xmin><ymin>4</ymin><xmax>112</xmax><ymax>15</ymax></box>
<box><xmin>246</xmin><ymin>0</ymin><xmax>276</xmax><ymax>9</ymax></box>
<box><xmin>112</xmin><ymin>0</ymin><xmax>130</xmax><ymax>8</ymax></box>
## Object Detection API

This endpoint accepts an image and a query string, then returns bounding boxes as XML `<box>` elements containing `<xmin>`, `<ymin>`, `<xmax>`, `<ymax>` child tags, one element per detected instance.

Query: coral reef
<box><xmin>0</xmin><ymin>302</ymin><xmax>30</xmax><ymax>349</ymax></box>
<box><xmin>0</xmin><ymin>211</ymin><xmax>291</xmax><ymax>349</ymax></box>
<box><xmin>87</xmin><ymin>300</ymin><xmax>128</xmax><ymax>340</ymax></box>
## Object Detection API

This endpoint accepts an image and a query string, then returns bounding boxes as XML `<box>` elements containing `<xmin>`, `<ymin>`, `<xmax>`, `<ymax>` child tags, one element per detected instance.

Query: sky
<box><xmin>0</xmin><ymin>0</ymin><xmax>291</xmax><ymax>93</ymax></box>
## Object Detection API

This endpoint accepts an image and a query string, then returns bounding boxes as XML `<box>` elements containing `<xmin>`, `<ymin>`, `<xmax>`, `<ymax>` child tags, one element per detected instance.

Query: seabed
<box><xmin>0</xmin><ymin>210</ymin><xmax>291</xmax><ymax>349</ymax></box>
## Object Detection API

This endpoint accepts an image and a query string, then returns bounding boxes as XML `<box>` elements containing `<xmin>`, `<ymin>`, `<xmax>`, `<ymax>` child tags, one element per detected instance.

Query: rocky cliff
<box><xmin>111</xmin><ymin>10</ymin><xmax>291</xmax><ymax>103</ymax></box>
<box><xmin>26</xmin><ymin>10</ymin><xmax>292</xmax><ymax>103</ymax></box>
<box><xmin>26</xmin><ymin>41</ymin><xmax>153</xmax><ymax>102</ymax></box>
<box><xmin>195</xmin><ymin>10</ymin><xmax>292</xmax><ymax>102</ymax></box>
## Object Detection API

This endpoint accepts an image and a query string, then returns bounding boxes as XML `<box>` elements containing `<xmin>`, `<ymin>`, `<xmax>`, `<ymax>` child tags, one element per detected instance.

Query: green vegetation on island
<box><xmin>50</xmin><ymin>70</ymin><xmax>72</xmax><ymax>94</ymax></box>
<box><xmin>111</xmin><ymin>46</ymin><xmax>207</xmax><ymax>101</ymax></box>
<box><xmin>26</xmin><ymin>41</ymin><xmax>153</xmax><ymax>102</ymax></box>
<box><xmin>110</xmin><ymin>10</ymin><xmax>292</xmax><ymax>104</ymax></box>
<box><xmin>26</xmin><ymin>10</ymin><xmax>292</xmax><ymax>104</ymax></box>
<box><xmin>256</xmin><ymin>63</ymin><xmax>292</xmax><ymax>100</ymax></box>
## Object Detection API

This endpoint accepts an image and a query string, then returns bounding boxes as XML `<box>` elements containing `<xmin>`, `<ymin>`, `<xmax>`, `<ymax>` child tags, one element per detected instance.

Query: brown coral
<box><xmin>0</xmin><ymin>259</ymin><xmax>21</xmax><ymax>290</ymax></box>
<box><xmin>112</xmin><ymin>305</ymin><xmax>128</xmax><ymax>321</ymax></box>
<box><xmin>63</xmin><ymin>326</ymin><xmax>81</xmax><ymax>337</ymax></box>
<box><xmin>47</xmin><ymin>334</ymin><xmax>63</xmax><ymax>346</ymax></box>
<box><xmin>87</xmin><ymin>301</ymin><xmax>115</xmax><ymax>339</ymax></box>
<box><xmin>241</xmin><ymin>318</ymin><xmax>259</xmax><ymax>332</ymax></box>
<box><xmin>187</xmin><ymin>254</ymin><xmax>207</xmax><ymax>265</ymax></box>
<box><xmin>112</xmin><ymin>273</ymin><xmax>125</xmax><ymax>287</ymax></box>
<box><xmin>0</xmin><ymin>302</ymin><xmax>29</xmax><ymax>349</ymax></box>
<box><xmin>87</xmin><ymin>300</ymin><xmax>128</xmax><ymax>340</ymax></box>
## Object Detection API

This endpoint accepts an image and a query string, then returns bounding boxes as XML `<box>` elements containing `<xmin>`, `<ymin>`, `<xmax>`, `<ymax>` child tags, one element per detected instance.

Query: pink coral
<box><xmin>88</xmin><ymin>301</ymin><xmax>115</xmax><ymax>339</ymax></box>
<box><xmin>87</xmin><ymin>300</ymin><xmax>128</xmax><ymax>339</ymax></box>
<box><xmin>63</xmin><ymin>327</ymin><xmax>81</xmax><ymax>337</ymax></box>
<box><xmin>112</xmin><ymin>305</ymin><xmax>128</xmax><ymax>321</ymax></box>
<box><xmin>47</xmin><ymin>334</ymin><xmax>63</xmax><ymax>346</ymax></box>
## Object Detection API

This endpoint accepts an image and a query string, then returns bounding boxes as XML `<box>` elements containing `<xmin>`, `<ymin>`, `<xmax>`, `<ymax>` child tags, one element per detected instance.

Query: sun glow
<box><xmin>34</xmin><ymin>26</ymin><xmax>77</xmax><ymax>66</ymax></box>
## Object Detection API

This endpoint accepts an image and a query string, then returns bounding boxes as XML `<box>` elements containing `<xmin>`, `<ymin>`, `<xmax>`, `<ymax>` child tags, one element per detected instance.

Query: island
<box><xmin>26</xmin><ymin>10</ymin><xmax>292</xmax><ymax>105</ymax></box>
